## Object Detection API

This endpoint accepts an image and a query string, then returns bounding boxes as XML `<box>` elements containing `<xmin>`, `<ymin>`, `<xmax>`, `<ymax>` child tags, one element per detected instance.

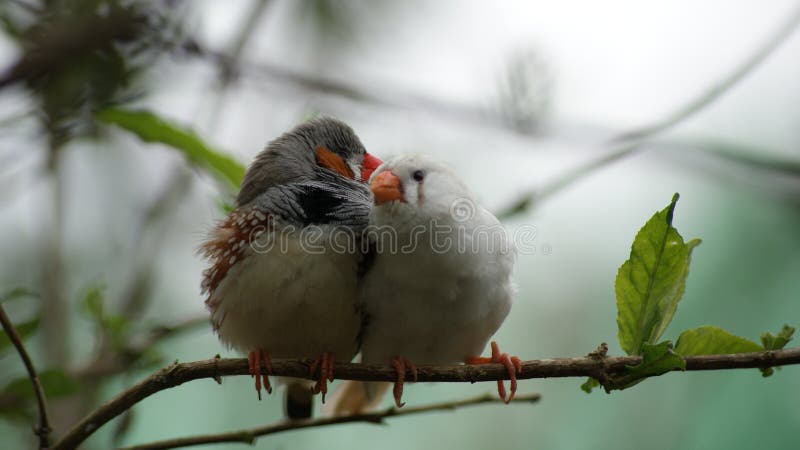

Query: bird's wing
<box><xmin>199</xmin><ymin>205</ymin><xmax>273</xmax><ymax>316</ymax></box>
<box><xmin>254</xmin><ymin>170</ymin><xmax>372</xmax><ymax>228</ymax></box>
<box><xmin>200</xmin><ymin>174</ymin><xmax>372</xmax><ymax>320</ymax></box>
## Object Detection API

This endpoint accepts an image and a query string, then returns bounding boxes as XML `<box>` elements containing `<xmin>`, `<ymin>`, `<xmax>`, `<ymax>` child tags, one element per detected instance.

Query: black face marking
<box><xmin>293</xmin><ymin>187</ymin><xmax>344</xmax><ymax>226</ymax></box>
<box><xmin>412</xmin><ymin>170</ymin><xmax>425</xmax><ymax>182</ymax></box>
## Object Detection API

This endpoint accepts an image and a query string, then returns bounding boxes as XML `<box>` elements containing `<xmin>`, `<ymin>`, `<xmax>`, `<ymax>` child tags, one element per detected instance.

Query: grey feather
<box><xmin>237</xmin><ymin>117</ymin><xmax>367</xmax><ymax>206</ymax></box>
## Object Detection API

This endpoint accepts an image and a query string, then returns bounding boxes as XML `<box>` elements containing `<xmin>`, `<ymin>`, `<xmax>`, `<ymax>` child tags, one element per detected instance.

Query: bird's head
<box><xmin>237</xmin><ymin>117</ymin><xmax>382</xmax><ymax>206</ymax></box>
<box><xmin>369</xmin><ymin>154</ymin><xmax>472</xmax><ymax>223</ymax></box>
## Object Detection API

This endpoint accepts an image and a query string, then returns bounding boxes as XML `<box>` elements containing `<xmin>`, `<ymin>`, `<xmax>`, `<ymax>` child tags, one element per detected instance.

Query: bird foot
<box><xmin>390</xmin><ymin>356</ymin><xmax>418</xmax><ymax>408</ymax></box>
<box><xmin>248</xmin><ymin>349</ymin><xmax>273</xmax><ymax>400</ymax></box>
<box><xmin>309</xmin><ymin>352</ymin><xmax>336</xmax><ymax>403</ymax></box>
<box><xmin>465</xmin><ymin>341</ymin><xmax>521</xmax><ymax>404</ymax></box>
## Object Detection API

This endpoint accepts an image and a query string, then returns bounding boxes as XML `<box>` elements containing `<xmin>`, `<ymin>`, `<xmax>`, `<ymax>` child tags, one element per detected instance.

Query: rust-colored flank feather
<box><xmin>200</xmin><ymin>206</ymin><xmax>272</xmax><ymax>323</ymax></box>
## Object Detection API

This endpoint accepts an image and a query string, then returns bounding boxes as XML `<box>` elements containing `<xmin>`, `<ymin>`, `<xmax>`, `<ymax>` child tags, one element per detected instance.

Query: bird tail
<box><xmin>284</xmin><ymin>380</ymin><xmax>314</xmax><ymax>420</ymax></box>
<box><xmin>322</xmin><ymin>381</ymin><xmax>390</xmax><ymax>416</ymax></box>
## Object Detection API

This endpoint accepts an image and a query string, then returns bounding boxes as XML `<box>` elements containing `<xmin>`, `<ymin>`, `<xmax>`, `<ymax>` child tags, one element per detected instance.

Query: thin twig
<box><xmin>179</xmin><ymin>38</ymin><xmax>541</xmax><ymax>136</ymax></box>
<box><xmin>184</xmin><ymin>3</ymin><xmax>800</xmax><ymax>151</ymax></box>
<box><xmin>612</xmin><ymin>5</ymin><xmax>800</xmax><ymax>144</ymax></box>
<box><xmin>496</xmin><ymin>4</ymin><xmax>800</xmax><ymax>218</ymax></box>
<box><xmin>218</xmin><ymin>0</ymin><xmax>272</xmax><ymax>84</ymax></box>
<box><xmin>53</xmin><ymin>347</ymin><xmax>800</xmax><ymax>450</ymax></box>
<box><xmin>203</xmin><ymin>0</ymin><xmax>273</xmax><ymax>131</ymax></box>
<box><xmin>118</xmin><ymin>393</ymin><xmax>542</xmax><ymax>450</ymax></box>
<box><xmin>497</xmin><ymin>142</ymin><xmax>638</xmax><ymax>219</ymax></box>
<box><xmin>0</xmin><ymin>303</ymin><xmax>51</xmax><ymax>449</ymax></box>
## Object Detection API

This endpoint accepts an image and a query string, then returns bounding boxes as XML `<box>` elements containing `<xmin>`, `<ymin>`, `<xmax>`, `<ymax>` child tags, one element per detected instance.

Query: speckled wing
<box><xmin>200</xmin><ymin>173</ymin><xmax>372</xmax><ymax>325</ymax></box>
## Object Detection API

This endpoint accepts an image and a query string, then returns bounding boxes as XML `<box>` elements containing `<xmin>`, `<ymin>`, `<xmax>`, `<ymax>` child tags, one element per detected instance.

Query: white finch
<box><xmin>330</xmin><ymin>154</ymin><xmax>519</xmax><ymax>414</ymax></box>
<box><xmin>200</xmin><ymin>118</ymin><xmax>382</xmax><ymax>418</ymax></box>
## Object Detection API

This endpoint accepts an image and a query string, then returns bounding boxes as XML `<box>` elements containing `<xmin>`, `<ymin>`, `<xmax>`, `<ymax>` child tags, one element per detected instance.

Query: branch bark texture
<box><xmin>53</xmin><ymin>347</ymin><xmax>800</xmax><ymax>450</ymax></box>
<box><xmin>0</xmin><ymin>303</ymin><xmax>51</xmax><ymax>449</ymax></box>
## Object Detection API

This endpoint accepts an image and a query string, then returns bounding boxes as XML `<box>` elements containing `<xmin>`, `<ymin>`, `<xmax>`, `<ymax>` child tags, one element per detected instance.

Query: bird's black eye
<box><xmin>412</xmin><ymin>170</ymin><xmax>425</xmax><ymax>182</ymax></box>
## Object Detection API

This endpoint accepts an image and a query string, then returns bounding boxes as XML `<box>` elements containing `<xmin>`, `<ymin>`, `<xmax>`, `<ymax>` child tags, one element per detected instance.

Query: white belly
<box><xmin>360</xmin><ymin>247</ymin><xmax>513</xmax><ymax>365</ymax></box>
<box><xmin>212</xmin><ymin>231</ymin><xmax>361</xmax><ymax>360</ymax></box>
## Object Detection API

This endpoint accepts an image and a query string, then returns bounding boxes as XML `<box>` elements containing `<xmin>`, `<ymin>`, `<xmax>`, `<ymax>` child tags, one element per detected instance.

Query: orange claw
<box><xmin>309</xmin><ymin>352</ymin><xmax>335</xmax><ymax>402</ymax></box>
<box><xmin>390</xmin><ymin>356</ymin><xmax>417</xmax><ymax>408</ymax></box>
<box><xmin>248</xmin><ymin>349</ymin><xmax>273</xmax><ymax>400</ymax></box>
<box><xmin>466</xmin><ymin>341</ymin><xmax>522</xmax><ymax>404</ymax></box>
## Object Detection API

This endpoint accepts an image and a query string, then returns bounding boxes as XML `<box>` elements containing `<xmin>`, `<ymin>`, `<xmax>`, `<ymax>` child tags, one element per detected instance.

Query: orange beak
<box><xmin>370</xmin><ymin>171</ymin><xmax>403</xmax><ymax>204</ymax></box>
<box><xmin>361</xmin><ymin>152</ymin><xmax>382</xmax><ymax>181</ymax></box>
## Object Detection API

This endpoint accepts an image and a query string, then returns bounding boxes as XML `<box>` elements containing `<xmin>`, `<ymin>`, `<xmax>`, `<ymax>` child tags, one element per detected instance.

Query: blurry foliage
<box><xmin>0</xmin><ymin>316</ymin><xmax>38</xmax><ymax>353</ymax></box>
<box><xmin>0</xmin><ymin>369</ymin><xmax>79</xmax><ymax>423</ymax></box>
<box><xmin>0</xmin><ymin>369</ymin><xmax>82</xmax><ymax>425</ymax></box>
<box><xmin>97</xmin><ymin>107</ymin><xmax>245</xmax><ymax>190</ymax></box>
<box><xmin>78</xmin><ymin>281</ymin><xmax>168</xmax><ymax>372</ymax></box>
<box><xmin>4</xmin><ymin>369</ymin><xmax>79</xmax><ymax>401</ymax></box>
<box><xmin>0</xmin><ymin>0</ymin><xmax>186</xmax><ymax>146</ymax></box>
<box><xmin>289</xmin><ymin>0</ymin><xmax>403</xmax><ymax>47</ymax></box>
<box><xmin>0</xmin><ymin>1</ymin><xmax>239</xmax><ymax>434</ymax></box>
<box><xmin>0</xmin><ymin>3</ymin><xmax>210</xmax><ymax>434</ymax></box>
<box><xmin>0</xmin><ymin>290</ymin><xmax>77</xmax><ymax>423</ymax></box>
<box><xmin>0</xmin><ymin>288</ymin><xmax>38</xmax><ymax>304</ymax></box>
<box><xmin>81</xmin><ymin>282</ymin><xmax>132</xmax><ymax>352</ymax></box>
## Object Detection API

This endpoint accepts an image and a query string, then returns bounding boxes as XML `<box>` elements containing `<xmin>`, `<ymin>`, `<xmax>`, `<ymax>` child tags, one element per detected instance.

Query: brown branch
<box><xmin>118</xmin><ymin>393</ymin><xmax>542</xmax><ymax>450</ymax></box>
<box><xmin>0</xmin><ymin>303</ymin><xmax>51</xmax><ymax>449</ymax></box>
<box><xmin>53</xmin><ymin>347</ymin><xmax>800</xmax><ymax>450</ymax></box>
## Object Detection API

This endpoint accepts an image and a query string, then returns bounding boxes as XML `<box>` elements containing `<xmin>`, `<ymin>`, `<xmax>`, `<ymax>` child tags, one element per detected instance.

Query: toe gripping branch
<box><xmin>391</xmin><ymin>356</ymin><xmax>418</xmax><ymax>408</ymax></box>
<box><xmin>309</xmin><ymin>352</ymin><xmax>335</xmax><ymax>402</ymax></box>
<box><xmin>248</xmin><ymin>349</ymin><xmax>273</xmax><ymax>400</ymax></box>
<box><xmin>465</xmin><ymin>341</ymin><xmax>522</xmax><ymax>404</ymax></box>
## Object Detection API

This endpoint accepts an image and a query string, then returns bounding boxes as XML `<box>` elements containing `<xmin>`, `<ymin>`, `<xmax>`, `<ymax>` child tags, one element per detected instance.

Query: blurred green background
<box><xmin>0</xmin><ymin>1</ymin><xmax>798</xmax><ymax>449</ymax></box>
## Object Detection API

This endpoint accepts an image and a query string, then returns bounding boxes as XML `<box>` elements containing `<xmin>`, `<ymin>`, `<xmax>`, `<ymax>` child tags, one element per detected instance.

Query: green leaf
<box><xmin>3</xmin><ymin>369</ymin><xmax>79</xmax><ymax>399</ymax></box>
<box><xmin>79</xmin><ymin>283</ymin><xmax>133</xmax><ymax>349</ymax></box>
<box><xmin>97</xmin><ymin>107</ymin><xmax>245</xmax><ymax>189</ymax></box>
<box><xmin>608</xmin><ymin>341</ymin><xmax>686</xmax><ymax>390</ymax></box>
<box><xmin>580</xmin><ymin>377</ymin><xmax>601</xmax><ymax>394</ymax></box>
<box><xmin>0</xmin><ymin>288</ymin><xmax>37</xmax><ymax>304</ymax></box>
<box><xmin>0</xmin><ymin>318</ymin><xmax>40</xmax><ymax>353</ymax></box>
<box><xmin>675</xmin><ymin>326</ymin><xmax>762</xmax><ymax>355</ymax></box>
<box><xmin>759</xmin><ymin>324</ymin><xmax>795</xmax><ymax>377</ymax></box>
<box><xmin>0</xmin><ymin>399</ymin><xmax>31</xmax><ymax>422</ymax></box>
<box><xmin>81</xmin><ymin>283</ymin><xmax>106</xmax><ymax>320</ymax></box>
<box><xmin>103</xmin><ymin>314</ymin><xmax>132</xmax><ymax>351</ymax></box>
<box><xmin>760</xmin><ymin>324</ymin><xmax>795</xmax><ymax>350</ymax></box>
<box><xmin>217</xmin><ymin>199</ymin><xmax>235</xmax><ymax>215</ymax></box>
<box><xmin>616</xmin><ymin>193</ymin><xmax>701</xmax><ymax>355</ymax></box>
